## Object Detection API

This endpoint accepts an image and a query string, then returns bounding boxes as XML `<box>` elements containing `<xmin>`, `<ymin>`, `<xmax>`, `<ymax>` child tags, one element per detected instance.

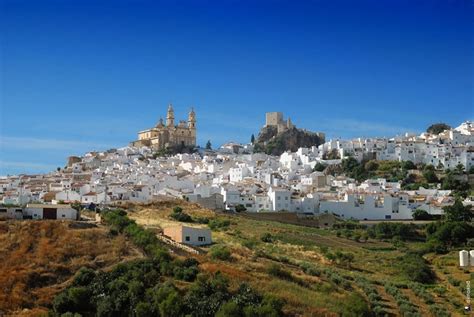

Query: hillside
<box><xmin>0</xmin><ymin>220</ymin><xmax>142</xmax><ymax>316</ymax></box>
<box><xmin>126</xmin><ymin>200</ymin><xmax>469</xmax><ymax>317</ymax></box>
<box><xmin>254</xmin><ymin>126</ymin><xmax>324</xmax><ymax>155</ymax></box>
<box><xmin>2</xmin><ymin>201</ymin><xmax>469</xmax><ymax>316</ymax></box>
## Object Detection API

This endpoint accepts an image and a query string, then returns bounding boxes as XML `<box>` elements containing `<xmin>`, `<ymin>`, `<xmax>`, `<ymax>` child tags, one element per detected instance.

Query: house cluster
<box><xmin>1</xmin><ymin>120</ymin><xmax>472</xmax><ymax>221</ymax></box>
<box><xmin>317</xmin><ymin>121</ymin><xmax>474</xmax><ymax>170</ymax></box>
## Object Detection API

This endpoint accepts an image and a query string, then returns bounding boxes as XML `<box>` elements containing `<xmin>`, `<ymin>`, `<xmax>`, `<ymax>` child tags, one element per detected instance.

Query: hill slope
<box><xmin>0</xmin><ymin>220</ymin><xmax>142</xmax><ymax>316</ymax></box>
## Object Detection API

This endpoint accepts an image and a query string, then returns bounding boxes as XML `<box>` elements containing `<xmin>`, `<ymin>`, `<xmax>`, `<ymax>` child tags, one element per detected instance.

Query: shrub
<box><xmin>266</xmin><ymin>264</ymin><xmax>293</xmax><ymax>281</ymax></box>
<box><xmin>170</xmin><ymin>208</ymin><xmax>193</xmax><ymax>223</ymax></box>
<box><xmin>209</xmin><ymin>245</ymin><xmax>232</xmax><ymax>261</ymax></box>
<box><xmin>216</xmin><ymin>301</ymin><xmax>242</xmax><ymax>317</ymax></box>
<box><xmin>173</xmin><ymin>206</ymin><xmax>183</xmax><ymax>213</ymax></box>
<box><xmin>340</xmin><ymin>293</ymin><xmax>371</xmax><ymax>316</ymax></box>
<box><xmin>208</xmin><ymin>218</ymin><xmax>231</xmax><ymax>231</ymax></box>
<box><xmin>397</xmin><ymin>253</ymin><xmax>435</xmax><ymax>284</ymax></box>
<box><xmin>260</xmin><ymin>232</ymin><xmax>274</xmax><ymax>243</ymax></box>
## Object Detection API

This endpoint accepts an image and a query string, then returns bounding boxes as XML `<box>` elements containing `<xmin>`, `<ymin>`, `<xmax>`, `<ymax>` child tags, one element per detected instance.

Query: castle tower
<box><xmin>166</xmin><ymin>104</ymin><xmax>175</xmax><ymax>127</ymax></box>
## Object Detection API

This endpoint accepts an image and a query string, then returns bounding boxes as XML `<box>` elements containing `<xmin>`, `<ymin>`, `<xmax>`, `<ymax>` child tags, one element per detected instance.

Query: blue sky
<box><xmin>1</xmin><ymin>0</ymin><xmax>473</xmax><ymax>175</ymax></box>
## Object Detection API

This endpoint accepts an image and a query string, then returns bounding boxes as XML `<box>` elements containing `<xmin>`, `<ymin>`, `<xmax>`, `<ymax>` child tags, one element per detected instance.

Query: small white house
<box><xmin>163</xmin><ymin>225</ymin><xmax>212</xmax><ymax>246</ymax></box>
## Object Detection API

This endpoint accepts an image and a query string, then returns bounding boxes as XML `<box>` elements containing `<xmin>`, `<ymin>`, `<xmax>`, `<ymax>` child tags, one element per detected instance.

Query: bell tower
<box><xmin>188</xmin><ymin>107</ymin><xmax>196</xmax><ymax>129</ymax></box>
<box><xmin>166</xmin><ymin>104</ymin><xmax>175</xmax><ymax>127</ymax></box>
<box><xmin>188</xmin><ymin>107</ymin><xmax>196</xmax><ymax>145</ymax></box>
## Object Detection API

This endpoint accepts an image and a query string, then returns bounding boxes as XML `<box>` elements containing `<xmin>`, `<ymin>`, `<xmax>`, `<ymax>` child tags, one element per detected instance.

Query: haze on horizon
<box><xmin>0</xmin><ymin>0</ymin><xmax>472</xmax><ymax>175</ymax></box>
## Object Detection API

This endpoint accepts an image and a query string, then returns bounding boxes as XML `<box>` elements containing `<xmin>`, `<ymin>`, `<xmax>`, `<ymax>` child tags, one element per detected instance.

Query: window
<box><xmin>198</xmin><ymin>236</ymin><xmax>206</xmax><ymax>242</ymax></box>
<box><xmin>285</xmin><ymin>197</ymin><xmax>288</xmax><ymax>200</ymax></box>
<box><xmin>185</xmin><ymin>236</ymin><xmax>190</xmax><ymax>241</ymax></box>
<box><xmin>0</xmin><ymin>209</ymin><xmax>6</xmax><ymax>213</ymax></box>
<box><xmin>385</xmin><ymin>215</ymin><xmax>391</xmax><ymax>219</ymax></box>
<box><xmin>62</xmin><ymin>214</ymin><xmax>65</xmax><ymax>218</ymax></box>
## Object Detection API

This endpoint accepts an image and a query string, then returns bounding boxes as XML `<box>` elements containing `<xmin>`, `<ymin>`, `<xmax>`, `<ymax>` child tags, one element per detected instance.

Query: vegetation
<box><xmin>235</xmin><ymin>204</ymin><xmax>247</xmax><ymax>213</ymax></box>
<box><xmin>312</xmin><ymin>162</ymin><xmax>327</xmax><ymax>172</ymax></box>
<box><xmin>412</xmin><ymin>209</ymin><xmax>433</xmax><ymax>220</ymax></box>
<box><xmin>51</xmin><ymin>209</ymin><xmax>280</xmax><ymax>316</ymax></box>
<box><xmin>427</xmin><ymin>123</ymin><xmax>451</xmax><ymax>135</ymax></box>
<box><xmin>366</xmin><ymin>222</ymin><xmax>419</xmax><ymax>241</ymax></box>
<box><xmin>396</xmin><ymin>253</ymin><xmax>435</xmax><ymax>284</ymax></box>
<box><xmin>0</xmin><ymin>220</ymin><xmax>138</xmax><ymax>315</ymax></box>
<box><xmin>208</xmin><ymin>218</ymin><xmax>231</xmax><ymax>231</ymax></box>
<box><xmin>209</xmin><ymin>245</ymin><xmax>232</xmax><ymax>261</ymax></box>
<box><xmin>253</xmin><ymin>125</ymin><xmax>324</xmax><ymax>155</ymax></box>
<box><xmin>170</xmin><ymin>206</ymin><xmax>194</xmax><ymax>222</ymax></box>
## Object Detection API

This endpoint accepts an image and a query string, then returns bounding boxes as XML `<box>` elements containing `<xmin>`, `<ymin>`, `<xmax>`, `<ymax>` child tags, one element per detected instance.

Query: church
<box><xmin>131</xmin><ymin>104</ymin><xmax>196</xmax><ymax>149</ymax></box>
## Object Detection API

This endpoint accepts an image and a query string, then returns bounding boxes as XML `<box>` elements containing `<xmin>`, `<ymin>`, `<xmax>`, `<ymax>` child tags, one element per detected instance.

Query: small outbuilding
<box><xmin>163</xmin><ymin>225</ymin><xmax>212</xmax><ymax>246</ymax></box>
<box><xmin>24</xmin><ymin>204</ymin><xmax>79</xmax><ymax>220</ymax></box>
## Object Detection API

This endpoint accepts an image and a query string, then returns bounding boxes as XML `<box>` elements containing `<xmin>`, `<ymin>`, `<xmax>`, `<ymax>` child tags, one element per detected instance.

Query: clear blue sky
<box><xmin>1</xmin><ymin>0</ymin><xmax>472</xmax><ymax>175</ymax></box>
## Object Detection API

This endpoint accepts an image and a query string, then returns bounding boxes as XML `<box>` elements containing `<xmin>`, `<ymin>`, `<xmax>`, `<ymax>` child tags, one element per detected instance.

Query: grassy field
<box><xmin>0</xmin><ymin>220</ymin><xmax>143</xmax><ymax>316</ymax></box>
<box><xmin>127</xmin><ymin>200</ymin><xmax>471</xmax><ymax>317</ymax></box>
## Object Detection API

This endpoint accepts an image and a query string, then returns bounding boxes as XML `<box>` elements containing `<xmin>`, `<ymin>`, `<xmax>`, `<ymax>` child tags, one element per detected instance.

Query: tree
<box><xmin>422</xmin><ymin>169</ymin><xmax>438</xmax><ymax>183</ymax></box>
<box><xmin>455</xmin><ymin>163</ymin><xmax>465</xmax><ymax>174</ymax></box>
<box><xmin>427</xmin><ymin>123</ymin><xmax>451</xmax><ymax>135</ymax></box>
<box><xmin>469</xmin><ymin>166</ymin><xmax>474</xmax><ymax>175</ymax></box>
<box><xmin>364</xmin><ymin>160</ymin><xmax>379</xmax><ymax>171</ymax></box>
<box><xmin>235</xmin><ymin>204</ymin><xmax>247</xmax><ymax>213</ymax></box>
<box><xmin>205</xmin><ymin>140</ymin><xmax>212</xmax><ymax>150</ymax></box>
<box><xmin>250</xmin><ymin>134</ymin><xmax>255</xmax><ymax>144</ymax></box>
<box><xmin>412</xmin><ymin>209</ymin><xmax>432</xmax><ymax>220</ymax></box>
<box><xmin>313</xmin><ymin>162</ymin><xmax>326</xmax><ymax>172</ymax></box>
<box><xmin>401</xmin><ymin>160</ymin><xmax>416</xmax><ymax>170</ymax></box>
<box><xmin>443</xmin><ymin>199</ymin><xmax>472</xmax><ymax>222</ymax></box>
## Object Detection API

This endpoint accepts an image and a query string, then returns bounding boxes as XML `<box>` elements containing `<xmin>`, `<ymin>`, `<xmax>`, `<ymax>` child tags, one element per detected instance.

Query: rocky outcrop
<box><xmin>254</xmin><ymin>126</ymin><xmax>324</xmax><ymax>155</ymax></box>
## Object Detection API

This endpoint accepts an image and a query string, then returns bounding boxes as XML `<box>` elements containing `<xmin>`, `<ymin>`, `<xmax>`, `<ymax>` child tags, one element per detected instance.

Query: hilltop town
<box><xmin>1</xmin><ymin>107</ymin><xmax>473</xmax><ymax>221</ymax></box>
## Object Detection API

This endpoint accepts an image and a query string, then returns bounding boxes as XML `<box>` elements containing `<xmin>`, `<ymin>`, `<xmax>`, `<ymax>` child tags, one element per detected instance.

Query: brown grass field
<box><xmin>0</xmin><ymin>220</ymin><xmax>142</xmax><ymax>316</ymax></box>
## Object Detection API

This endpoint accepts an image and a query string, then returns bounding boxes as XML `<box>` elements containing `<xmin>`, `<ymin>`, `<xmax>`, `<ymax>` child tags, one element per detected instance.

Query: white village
<box><xmin>1</xmin><ymin>106</ymin><xmax>473</xmax><ymax>222</ymax></box>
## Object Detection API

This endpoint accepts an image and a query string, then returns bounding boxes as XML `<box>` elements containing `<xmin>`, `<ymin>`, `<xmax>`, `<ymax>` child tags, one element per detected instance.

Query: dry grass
<box><xmin>0</xmin><ymin>220</ymin><xmax>142</xmax><ymax>315</ymax></box>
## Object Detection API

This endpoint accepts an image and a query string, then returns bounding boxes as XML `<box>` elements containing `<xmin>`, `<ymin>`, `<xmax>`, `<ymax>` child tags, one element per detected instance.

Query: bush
<box><xmin>170</xmin><ymin>207</ymin><xmax>193</xmax><ymax>223</ymax></box>
<box><xmin>412</xmin><ymin>209</ymin><xmax>432</xmax><ymax>220</ymax></box>
<box><xmin>260</xmin><ymin>232</ymin><xmax>274</xmax><ymax>243</ymax></box>
<box><xmin>209</xmin><ymin>245</ymin><xmax>232</xmax><ymax>261</ymax></box>
<box><xmin>266</xmin><ymin>264</ymin><xmax>293</xmax><ymax>281</ymax></box>
<box><xmin>208</xmin><ymin>218</ymin><xmax>231</xmax><ymax>231</ymax></box>
<box><xmin>340</xmin><ymin>293</ymin><xmax>371</xmax><ymax>316</ymax></box>
<box><xmin>397</xmin><ymin>253</ymin><xmax>435</xmax><ymax>284</ymax></box>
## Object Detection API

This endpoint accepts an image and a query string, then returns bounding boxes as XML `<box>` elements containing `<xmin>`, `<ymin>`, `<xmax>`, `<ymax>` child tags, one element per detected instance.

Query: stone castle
<box><xmin>265</xmin><ymin>112</ymin><xmax>294</xmax><ymax>133</ymax></box>
<box><xmin>131</xmin><ymin>104</ymin><xmax>196</xmax><ymax>149</ymax></box>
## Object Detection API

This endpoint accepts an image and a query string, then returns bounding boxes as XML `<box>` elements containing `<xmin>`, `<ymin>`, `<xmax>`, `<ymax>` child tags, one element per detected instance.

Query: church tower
<box><xmin>166</xmin><ymin>104</ymin><xmax>175</xmax><ymax>127</ymax></box>
<box><xmin>188</xmin><ymin>107</ymin><xmax>196</xmax><ymax>144</ymax></box>
<box><xmin>188</xmin><ymin>107</ymin><xmax>196</xmax><ymax>129</ymax></box>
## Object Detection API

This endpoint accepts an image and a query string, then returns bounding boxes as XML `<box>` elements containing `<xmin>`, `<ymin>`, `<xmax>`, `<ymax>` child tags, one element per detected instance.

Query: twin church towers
<box><xmin>132</xmin><ymin>104</ymin><xmax>196</xmax><ymax>149</ymax></box>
